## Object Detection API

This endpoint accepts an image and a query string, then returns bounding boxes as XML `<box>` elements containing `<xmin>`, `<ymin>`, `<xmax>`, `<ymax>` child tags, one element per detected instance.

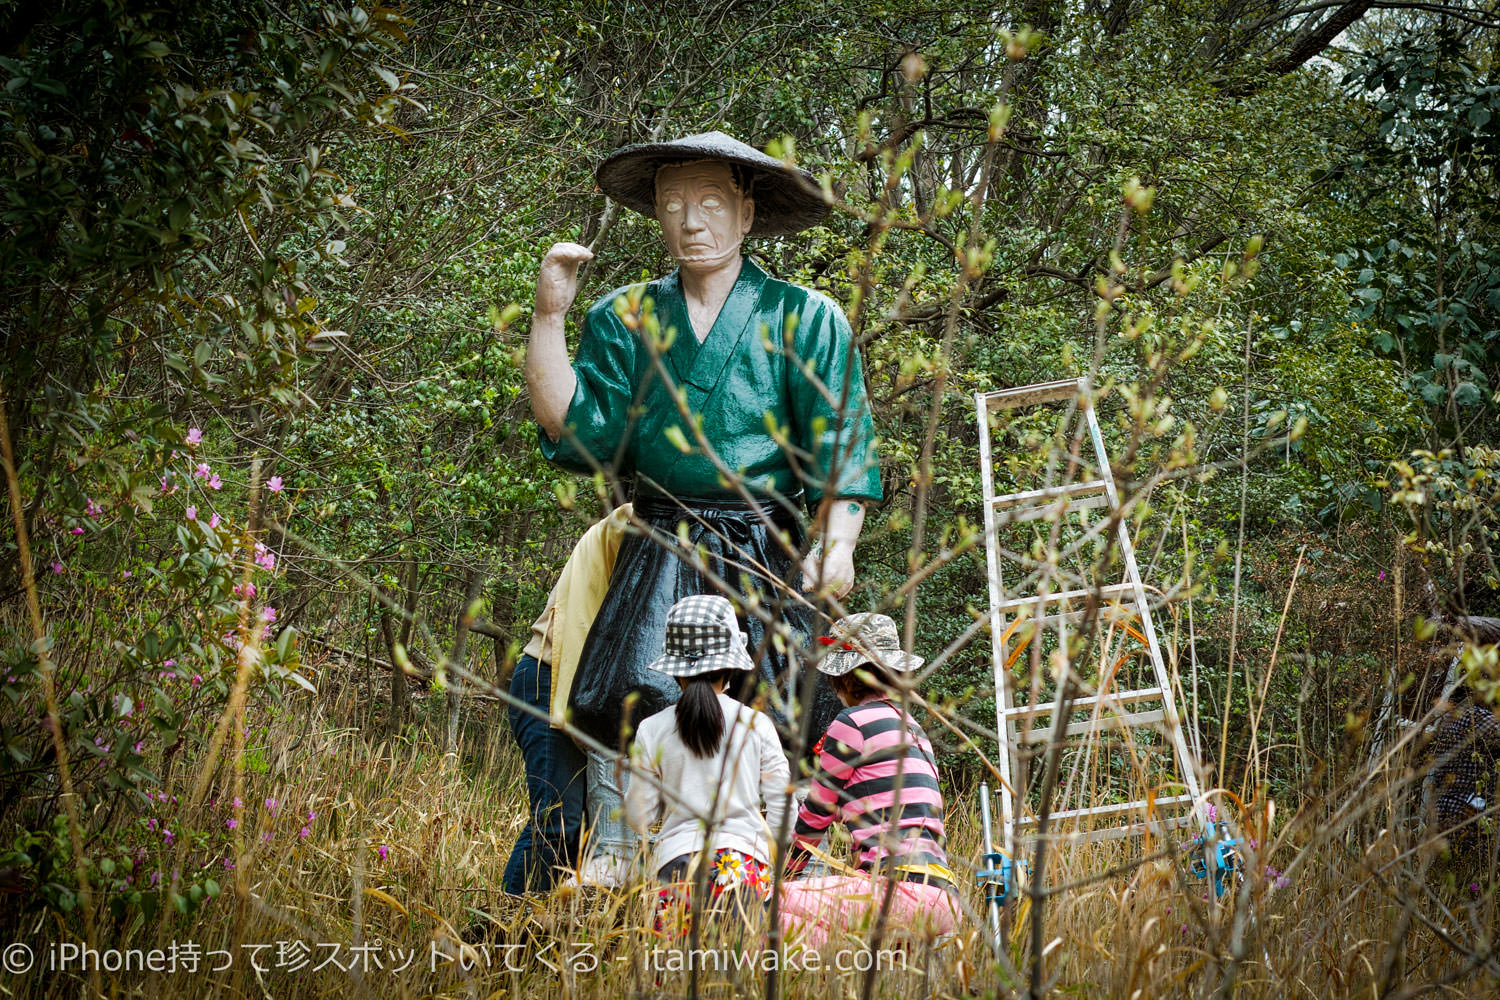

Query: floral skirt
<box><xmin>653</xmin><ymin>848</ymin><xmax>769</xmax><ymax>938</ymax></box>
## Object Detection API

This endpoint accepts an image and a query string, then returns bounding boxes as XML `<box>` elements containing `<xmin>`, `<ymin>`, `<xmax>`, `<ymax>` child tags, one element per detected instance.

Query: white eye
<box><xmin>701</xmin><ymin>196</ymin><xmax>723</xmax><ymax>210</ymax></box>
<box><xmin>663</xmin><ymin>198</ymin><xmax>684</xmax><ymax>213</ymax></box>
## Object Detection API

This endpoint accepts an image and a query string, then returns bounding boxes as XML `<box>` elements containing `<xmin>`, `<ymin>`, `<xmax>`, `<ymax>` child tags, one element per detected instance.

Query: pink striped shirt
<box><xmin>792</xmin><ymin>699</ymin><xmax>948</xmax><ymax>873</ymax></box>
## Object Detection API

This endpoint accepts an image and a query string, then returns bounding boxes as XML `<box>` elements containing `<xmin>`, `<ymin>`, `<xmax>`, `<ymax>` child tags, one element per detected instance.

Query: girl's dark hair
<box><xmin>676</xmin><ymin>669</ymin><xmax>743</xmax><ymax>758</ymax></box>
<box><xmin>829</xmin><ymin>663</ymin><xmax>899</xmax><ymax>705</ymax></box>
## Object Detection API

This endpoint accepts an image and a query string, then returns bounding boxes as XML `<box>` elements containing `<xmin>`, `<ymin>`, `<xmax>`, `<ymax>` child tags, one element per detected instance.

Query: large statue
<box><xmin>527</xmin><ymin>132</ymin><xmax>881</xmax><ymax>757</ymax></box>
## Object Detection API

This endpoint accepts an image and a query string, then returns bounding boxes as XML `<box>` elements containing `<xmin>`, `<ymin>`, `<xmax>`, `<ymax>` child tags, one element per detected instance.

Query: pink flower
<box><xmin>226</xmin><ymin>818</ymin><xmax>238</xmax><ymax>830</ymax></box>
<box><xmin>1378</xmin><ymin>570</ymin><xmax>1387</xmax><ymax>581</ymax></box>
<box><xmin>234</xmin><ymin>582</ymin><xmax>256</xmax><ymax>599</ymax></box>
<box><xmin>191</xmin><ymin>674</ymin><xmax>202</xmax><ymax>688</ymax></box>
<box><xmin>122</xmin><ymin>570</ymin><xmax>132</xmax><ymax>578</ymax></box>
<box><xmin>185</xmin><ymin>506</ymin><xmax>196</xmax><ymax>521</ymax></box>
<box><xmin>195</xmin><ymin>463</ymin><xmax>210</xmax><ymax>479</ymax></box>
<box><xmin>261</xmin><ymin>606</ymin><xmax>277</xmax><ymax>623</ymax></box>
<box><xmin>186</xmin><ymin>427</ymin><xmax>202</xmax><ymax>446</ymax></box>
<box><xmin>162</xmin><ymin>829</ymin><xmax>174</xmax><ymax>846</ymax></box>
<box><xmin>86</xmin><ymin>498</ymin><xmax>101</xmax><ymax>517</ymax></box>
<box><xmin>232</xmin><ymin>796</ymin><xmax>242</xmax><ymax>810</ymax></box>
<box><xmin>133</xmin><ymin>741</ymin><xmax>144</xmax><ymax>754</ymax></box>
<box><xmin>208</xmin><ymin>473</ymin><xmax>222</xmax><ymax>491</ymax></box>
<box><xmin>223</xmin><ymin>857</ymin><xmax>235</xmax><ymax>870</ymax></box>
<box><xmin>299</xmin><ymin>826</ymin><xmax>310</xmax><ymax>839</ymax></box>
<box><xmin>163</xmin><ymin>659</ymin><xmax>175</xmax><ymax>668</ymax></box>
<box><xmin>307</xmin><ymin>809</ymin><xmax>316</xmax><ymax>821</ymax></box>
<box><xmin>377</xmin><ymin>844</ymin><xmax>388</xmax><ymax>861</ymax></box>
<box><xmin>265</xmin><ymin>798</ymin><xmax>278</xmax><ymax>814</ymax></box>
<box><xmin>209</xmin><ymin>513</ymin><xmax>220</xmax><ymax>529</ymax></box>
<box><xmin>254</xmin><ymin>543</ymin><xmax>276</xmax><ymax>570</ymax></box>
<box><xmin>267</xmin><ymin>476</ymin><xmax>283</xmax><ymax>493</ymax></box>
<box><xmin>50</xmin><ymin>560</ymin><xmax>63</xmax><ymax>574</ymax></box>
<box><xmin>70</xmin><ymin>526</ymin><xmax>84</xmax><ymax>535</ymax></box>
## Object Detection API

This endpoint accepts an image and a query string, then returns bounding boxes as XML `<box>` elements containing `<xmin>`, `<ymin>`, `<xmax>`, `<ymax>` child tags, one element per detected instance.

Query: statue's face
<box><xmin>654</xmin><ymin>161</ymin><xmax>754</xmax><ymax>272</ymax></box>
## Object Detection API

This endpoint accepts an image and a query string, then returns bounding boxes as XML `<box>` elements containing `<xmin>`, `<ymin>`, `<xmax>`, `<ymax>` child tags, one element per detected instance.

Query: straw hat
<box><xmin>595</xmin><ymin>131</ymin><xmax>829</xmax><ymax>238</ymax></box>
<box><xmin>817</xmin><ymin>613</ymin><xmax>925</xmax><ymax>677</ymax></box>
<box><xmin>647</xmin><ymin>594</ymin><xmax>756</xmax><ymax>678</ymax></box>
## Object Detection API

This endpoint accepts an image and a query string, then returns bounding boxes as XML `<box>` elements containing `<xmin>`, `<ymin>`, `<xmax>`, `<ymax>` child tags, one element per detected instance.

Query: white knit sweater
<box><xmin>625</xmin><ymin>693</ymin><xmax>790</xmax><ymax>877</ymax></box>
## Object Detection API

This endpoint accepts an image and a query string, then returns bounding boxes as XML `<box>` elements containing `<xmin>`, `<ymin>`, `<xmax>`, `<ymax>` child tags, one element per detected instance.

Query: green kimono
<box><xmin>539</xmin><ymin>257</ymin><xmax>882</xmax><ymax>503</ymax></box>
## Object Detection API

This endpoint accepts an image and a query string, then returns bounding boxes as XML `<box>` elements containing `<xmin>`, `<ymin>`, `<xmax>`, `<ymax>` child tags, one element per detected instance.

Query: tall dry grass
<box><xmin>5</xmin><ymin>662</ymin><xmax>1496</xmax><ymax>999</ymax></box>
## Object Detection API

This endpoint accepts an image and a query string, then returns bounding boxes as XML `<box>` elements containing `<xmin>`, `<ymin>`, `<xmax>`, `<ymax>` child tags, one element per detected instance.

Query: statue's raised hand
<box><xmin>535</xmin><ymin>242</ymin><xmax>594</xmax><ymax>319</ymax></box>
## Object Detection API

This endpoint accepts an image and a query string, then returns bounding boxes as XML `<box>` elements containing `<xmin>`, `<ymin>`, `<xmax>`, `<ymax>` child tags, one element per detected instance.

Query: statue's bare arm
<box><xmin>527</xmin><ymin>242</ymin><xmax>594</xmax><ymax>441</ymax></box>
<box><xmin>801</xmin><ymin>499</ymin><xmax>865</xmax><ymax>599</ymax></box>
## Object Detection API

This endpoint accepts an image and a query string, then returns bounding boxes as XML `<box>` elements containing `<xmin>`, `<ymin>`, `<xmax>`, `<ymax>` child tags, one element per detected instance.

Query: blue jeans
<box><xmin>503</xmin><ymin>655</ymin><xmax>587</xmax><ymax>894</ymax></box>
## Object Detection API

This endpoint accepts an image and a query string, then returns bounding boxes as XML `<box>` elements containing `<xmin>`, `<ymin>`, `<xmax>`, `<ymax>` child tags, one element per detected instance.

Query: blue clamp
<box><xmin>977</xmin><ymin>850</ymin><xmax>1013</xmax><ymax>907</ymax></box>
<box><xmin>1189</xmin><ymin>822</ymin><xmax>1241</xmax><ymax>898</ymax></box>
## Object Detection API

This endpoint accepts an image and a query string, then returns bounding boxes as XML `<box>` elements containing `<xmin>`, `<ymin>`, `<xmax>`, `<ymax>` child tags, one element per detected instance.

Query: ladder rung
<box><xmin>980</xmin><ymin>378</ymin><xmax>1087</xmax><ymax>411</ymax></box>
<box><xmin>994</xmin><ymin>583</ymin><xmax>1135</xmax><ymax>615</ymax></box>
<box><xmin>992</xmin><ymin>480</ymin><xmax>1108</xmax><ymax>509</ymax></box>
<box><xmin>1005</xmin><ymin>687</ymin><xmax>1164</xmax><ymax>720</ymax></box>
<box><xmin>992</xmin><ymin>481</ymin><xmax>1110</xmax><ymax>523</ymax></box>
<box><xmin>1014</xmin><ymin>793</ymin><xmax>1194</xmax><ymax>828</ymax></box>
<box><xmin>1022</xmin><ymin>812</ymin><xmax>1196</xmax><ymax>845</ymax></box>
<box><xmin>1020</xmin><ymin>709</ymin><xmax>1166</xmax><ymax>743</ymax></box>
<box><xmin>1004</xmin><ymin>493</ymin><xmax>1110</xmax><ymax>523</ymax></box>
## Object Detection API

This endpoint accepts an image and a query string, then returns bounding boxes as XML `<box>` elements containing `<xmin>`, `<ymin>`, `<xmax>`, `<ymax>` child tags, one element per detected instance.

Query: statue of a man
<box><xmin>526</xmin><ymin>131</ymin><xmax>881</xmax><ymax>751</ymax></box>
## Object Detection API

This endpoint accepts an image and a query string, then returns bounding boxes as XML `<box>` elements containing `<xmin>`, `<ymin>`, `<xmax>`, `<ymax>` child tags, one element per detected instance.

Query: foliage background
<box><xmin>2</xmin><ymin>0</ymin><xmax>1498</xmax><ymax>996</ymax></box>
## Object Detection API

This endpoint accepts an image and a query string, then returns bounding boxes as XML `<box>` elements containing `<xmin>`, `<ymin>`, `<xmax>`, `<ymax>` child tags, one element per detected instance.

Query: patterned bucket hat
<box><xmin>647</xmin><ymin>594</ymin><xmax>756</xmax><ymax>678</ymax></box>
<box><xmin>595</xmin><ymin>131</ymin><xmax>829</xmax><ymax>238</ymax></box>
<box><xmin>817</xmin><ymin>612</ymin><xmax>925</xmax><ymax>677</ymax></box>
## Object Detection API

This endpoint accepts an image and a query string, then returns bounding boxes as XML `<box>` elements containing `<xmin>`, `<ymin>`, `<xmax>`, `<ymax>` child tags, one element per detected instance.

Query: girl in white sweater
<box><xmin>625</xmin><ymin>594</ymin><xmax>789</xmax><ymax>935</ymax></box>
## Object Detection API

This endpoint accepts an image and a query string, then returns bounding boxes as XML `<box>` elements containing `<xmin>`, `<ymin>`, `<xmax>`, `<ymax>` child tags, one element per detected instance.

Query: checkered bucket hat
<box><xmin>817</xmin><ymin>613</ymin><xmax>925</xmax><ymax>677</ymax></box>
<box><xmin>648</xmin><ymin>594</ymin><xmax>756</xmax><ymax>678</ymax></box>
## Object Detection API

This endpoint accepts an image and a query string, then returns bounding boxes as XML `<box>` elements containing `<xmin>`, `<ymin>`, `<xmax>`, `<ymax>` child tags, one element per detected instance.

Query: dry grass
<box><xmin>4</xmin><ymin>677</ymin><xmax>1497</xmax><ymax>999</ymax></box>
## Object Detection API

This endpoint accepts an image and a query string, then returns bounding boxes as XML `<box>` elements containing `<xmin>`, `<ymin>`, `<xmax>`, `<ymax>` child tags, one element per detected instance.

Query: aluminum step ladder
<box><xmin>972</xmin><ymin>377</ymin><xmax>1224</xmax><ymax>928</ymax></box>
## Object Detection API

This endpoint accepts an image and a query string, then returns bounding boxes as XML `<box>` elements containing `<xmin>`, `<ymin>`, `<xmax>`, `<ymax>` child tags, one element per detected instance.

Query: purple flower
<box><xmin>134</xmin><ymin>741</ymin><xmax>144</xmax><ymax>754</ymax></box>
<box><xmin>232</xmin><ymin>796</ymin><xmax>242</xmax><ymax>810</ymax></box>
<box><xmin>226</xmin><ymin>818</ymin><xmax>238</xmax><ymax>830</ymax></box>
<box><xmin>299</xmin><ymin>826</ymin><xmax>310</xmax><ymax>839</ymax></box>
<box><xmin>265</xmin><ymin>798</ymin><xmax>278</xmax><ymax>814</ymax></box>
<box><xmin>377</xmin><ymin>844</ymin><xmax>388</xmax><ymax>861</ymax></box>
<box><xmin>261</xmin><ymin>606</ymin><xmax>277</xmax><ymax>623</ymax></box>
<box><xmin>50</xmin><ymin>560</ymin><xmax>63</xmax><ymax>574</ymax></box>
<box><xmin>122</xmin><ymin>570</ymin><xmax>132</xmax><ymax>578</ymax></box>
<box><xmin>1378</xmin><ymin>570</ymin><xmax>1387</xmax><ymax>581</ymax></box>
<box><xmin>163</xmin><ymin>659</ymin><xmax>175</xmax><ymax>669</ymax></box>
<box><xmin>162</xmin><ymin>829</ymin><xmax>174</xmax><ymax>846</ymax></box>
<box><xmin>223</xmin><ymin>857</ymin><xmax>235</xmax><ymax>870</ymax></box>
<box><xmin>186</xmin><ymin>427</ymin><xmax>202</xmax><ymax>446</ymax></box>
<box><xmin>185</xmin><ymin>506</ymin><xmax>197</xmax><ymax>522</ymax></box>
<box><xmin>70</xmin><ymin>526</ymin><xmax>84</xmax><ymax>535</ymax></box>
<box><xmin>267</xmin><ymin>476</ymin><xmax>283</xmax><ymax>493</ymax></box>
<box><xmin>86</xmin><ymin>498</ymin><xmax>102</xmax><ymax>517</ymax></box>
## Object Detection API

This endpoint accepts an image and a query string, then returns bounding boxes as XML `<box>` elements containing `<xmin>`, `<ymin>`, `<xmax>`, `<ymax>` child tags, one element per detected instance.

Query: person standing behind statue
<box><xmin>504</xmin><ymin>504</ymin><xmax>631</xmax><ymax>895</ymax></box>
<box><xmin>525</xmin><ymin>132</ymin><xmax>883</xmax><ymax>766</ymax></box>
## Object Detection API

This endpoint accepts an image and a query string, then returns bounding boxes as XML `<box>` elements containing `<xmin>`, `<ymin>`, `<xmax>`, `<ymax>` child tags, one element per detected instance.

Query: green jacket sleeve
<box><xmin>537</xmin><ymin>293</ymin><xmax>638</xmax><ymax>475</ymax></box>
<box><xmin>788</xmin><ymin>292</ymin><xmax>883</xmax><ymax>503</ymax></box>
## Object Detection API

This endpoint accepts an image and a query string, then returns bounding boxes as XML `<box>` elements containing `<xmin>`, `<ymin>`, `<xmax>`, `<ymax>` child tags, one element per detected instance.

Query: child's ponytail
<box><xmin>676</xmin><ymin>669</ymin><xmax>735</xmax><ymax>758</ymax></box>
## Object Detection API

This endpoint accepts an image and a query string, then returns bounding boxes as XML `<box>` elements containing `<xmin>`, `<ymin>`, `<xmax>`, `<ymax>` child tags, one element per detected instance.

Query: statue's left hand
<box><xmin>800</xmin><ymin>545</ymin><xmax>855</xmax><ymax>600</ymax></box>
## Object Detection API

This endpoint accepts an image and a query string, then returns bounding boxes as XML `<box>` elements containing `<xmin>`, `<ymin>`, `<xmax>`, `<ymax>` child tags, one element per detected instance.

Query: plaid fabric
<box><xmin>647</xmin><ymin>594</ymin><xmax>755</xmax><ymax>677</ymax></box>
<box><xmin>1432</xmin><ymin>702</ymin><xmax>1500</xmax><ymax>831</ymax></box>
<box><xmin>818</xmin><ymin>612</ymin><xmax>925</xmax><ymax>677</ymax></box>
